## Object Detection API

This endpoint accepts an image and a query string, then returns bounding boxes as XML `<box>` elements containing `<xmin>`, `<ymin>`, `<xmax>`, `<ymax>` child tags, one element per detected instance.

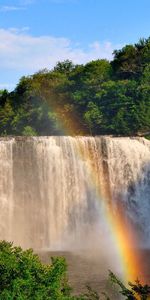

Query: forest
<box><xmin>0</xmin><ymin>37</ymin><xmax>150</xmax><ymax>136</ymax></box>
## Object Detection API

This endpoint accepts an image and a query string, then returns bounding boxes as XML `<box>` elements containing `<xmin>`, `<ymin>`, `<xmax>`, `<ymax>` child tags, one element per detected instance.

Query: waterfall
<box><xmin>0</xmin><ymin>136</ymin><xmax>150</xmax><ymax>250</ymax></box>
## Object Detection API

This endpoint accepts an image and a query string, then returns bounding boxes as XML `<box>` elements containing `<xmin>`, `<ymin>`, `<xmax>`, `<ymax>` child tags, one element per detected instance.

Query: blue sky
<box><xmin>0</xmin><ymin>0</ymin><xmax>150</xmax><ymax>90</ymax></box>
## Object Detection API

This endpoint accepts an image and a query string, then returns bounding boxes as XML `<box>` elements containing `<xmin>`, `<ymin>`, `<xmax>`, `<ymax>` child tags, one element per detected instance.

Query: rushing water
<box><xmin>0</xmin><ymin>136</ymin><xmax>150</xmax><ymax>252</ymax></box>
<box><xmin>0</xmin><ymin>136</ymin><xmax>150</xmax><ymax>291</ymax></box>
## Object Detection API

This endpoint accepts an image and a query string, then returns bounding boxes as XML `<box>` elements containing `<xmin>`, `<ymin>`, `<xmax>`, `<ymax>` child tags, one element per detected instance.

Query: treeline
<box><xmin>0</xmin><ymin>37</ymin><xmax>150</xmax><ymax>136</ymax></box>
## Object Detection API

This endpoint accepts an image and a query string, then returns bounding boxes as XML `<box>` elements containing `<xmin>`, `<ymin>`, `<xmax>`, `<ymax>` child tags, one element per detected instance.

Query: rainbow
<box><xmin>41</xmin><ymin>90</ymin><xmax>148</xmax><ymax>285</ymax></box>
<box><xmin>75</xmin><ymin>143</ymin><xmax>147</xmax><ymax>284</ymax></box>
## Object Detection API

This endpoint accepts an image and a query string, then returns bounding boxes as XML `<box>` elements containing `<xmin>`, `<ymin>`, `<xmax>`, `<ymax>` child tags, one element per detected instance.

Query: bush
<box><xmin>0</xmin><ymin>241</ymin><xmax>73</xmax><ymax>299</ymax></box>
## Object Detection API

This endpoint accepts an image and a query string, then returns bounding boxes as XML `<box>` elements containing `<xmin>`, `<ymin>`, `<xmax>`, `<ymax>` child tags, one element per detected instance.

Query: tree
<box><xmin>106</xmin><ymin>271</ymin><xmax>150</xmax><ymax>300</ymax></box>
<box><xmin>84</xmin><ymin>102</ymin><xmax>103</xmax><ymax>135</ymax></box>
<box><xmin>112</xmin><ymin>37</ymin><xmax>150</xmax><ymax>80</ymax></box>
<box><xmin>0</xmin><ymin>89</ymin><xmax>9</xmax><ymax>106</ymax></box>
<box><xmin>54</xmin><ymin>60</ymin><xmax>75</xmax><ymax>75</ymax></box>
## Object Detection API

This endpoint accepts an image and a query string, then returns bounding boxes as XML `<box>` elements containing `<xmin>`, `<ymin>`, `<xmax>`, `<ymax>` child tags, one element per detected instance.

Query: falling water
<box><xmin>0</xmin><ymin>136</ymin><xmax>150</xmax><ymax>250</ymax></box>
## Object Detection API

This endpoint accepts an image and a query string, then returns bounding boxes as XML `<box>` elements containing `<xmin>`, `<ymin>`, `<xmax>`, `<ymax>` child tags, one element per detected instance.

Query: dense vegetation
<box><xmin>0</xmin><ymin>37</ymin><xmax>150</xmax><ymax>136</ymax></box>
<box><xmin>0</xmin><ymin>241</ymin><xmax>150</xmax><ymax>299</ymax></box>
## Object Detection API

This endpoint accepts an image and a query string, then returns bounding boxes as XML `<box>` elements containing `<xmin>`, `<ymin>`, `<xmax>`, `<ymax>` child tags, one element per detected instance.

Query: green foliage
<box><xmin>112</xmin><ymin>37</ymin><xmax>150</xmax><ymax>80</ymax></box>
<box><xmin>0</xmin><ymin>36</ymin><xmax>150</xmax><ymax>136</ymax></box>
<box><xmin>22</xmin><ymin>126</ymin><xmax>37</xmax><ymax>136</ymax></box>
<box><xmin>0</xmin><ymin>240</ymin><xmax>70</xmax><ymax>299</ymax></box>
<box><xmin>84</xmin><ymin>102</ymin><xmax>103</xmax><ymax>135</ymax></box>
<box><xmin>106</xmin><ymin>271</ymin><xmax>150</xmax><ymax>300</ymax></box>
<box><xmin>81</xmin><ymin>286</ymin><xmax>99</xmax><ymax>300</ymax></box>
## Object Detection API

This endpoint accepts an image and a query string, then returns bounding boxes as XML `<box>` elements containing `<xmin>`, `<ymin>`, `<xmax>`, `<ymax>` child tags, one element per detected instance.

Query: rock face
<box><xmin>0</xmin><ymin>136</ymin><xmax>150</xmax><ymax>250</ymax></box>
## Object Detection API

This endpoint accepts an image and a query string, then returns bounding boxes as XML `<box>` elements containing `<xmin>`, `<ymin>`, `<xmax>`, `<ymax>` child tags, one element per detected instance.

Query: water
<box><xmin>39</xmin><ymin>250</ymin><xmax>116</xmax><ymax>296</ymax></box>
<box><xmin>0</xmin><ymin>136</ymin><xmax>150</xmax><ymax>285</ymax></box>
<box><xmin>39</xmin><ymin>249</ymin><xmax>150</xmax><ymax>296</ymax></box>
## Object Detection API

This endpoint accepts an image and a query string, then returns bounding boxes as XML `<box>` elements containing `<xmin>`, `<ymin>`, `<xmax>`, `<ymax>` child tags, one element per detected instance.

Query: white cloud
<box><xmin>0</xmin><ymin>0</ymin><xmax>77</xmax><ymax>11</ymax></box>
<box><xmin>9</xmin><ymin>27</ymin><xmax>30</xmax><ymax>33</ymax></box>
<box><xmin>0</xmin><ymin>28</ymin><xmax>121</xmax><ymax>89</ymax></box>
<box><xmin>0</xmin><ymin>28</ymin><xmax>119</xmax><ymax>72</ymax></box>
<box><xmin>0</xmin><ymin>0</ymin><xmax>35</xmax><ymax>12</ymax></box>
<box><xmin>0</xmin><ymin>27</ymin><xmax>121</xmax><ymax>90</ymax></box>
<box><xmin>0</xmin><ymin>5</ymin><xmax>25</xmax><ymax>12</ymax></box>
